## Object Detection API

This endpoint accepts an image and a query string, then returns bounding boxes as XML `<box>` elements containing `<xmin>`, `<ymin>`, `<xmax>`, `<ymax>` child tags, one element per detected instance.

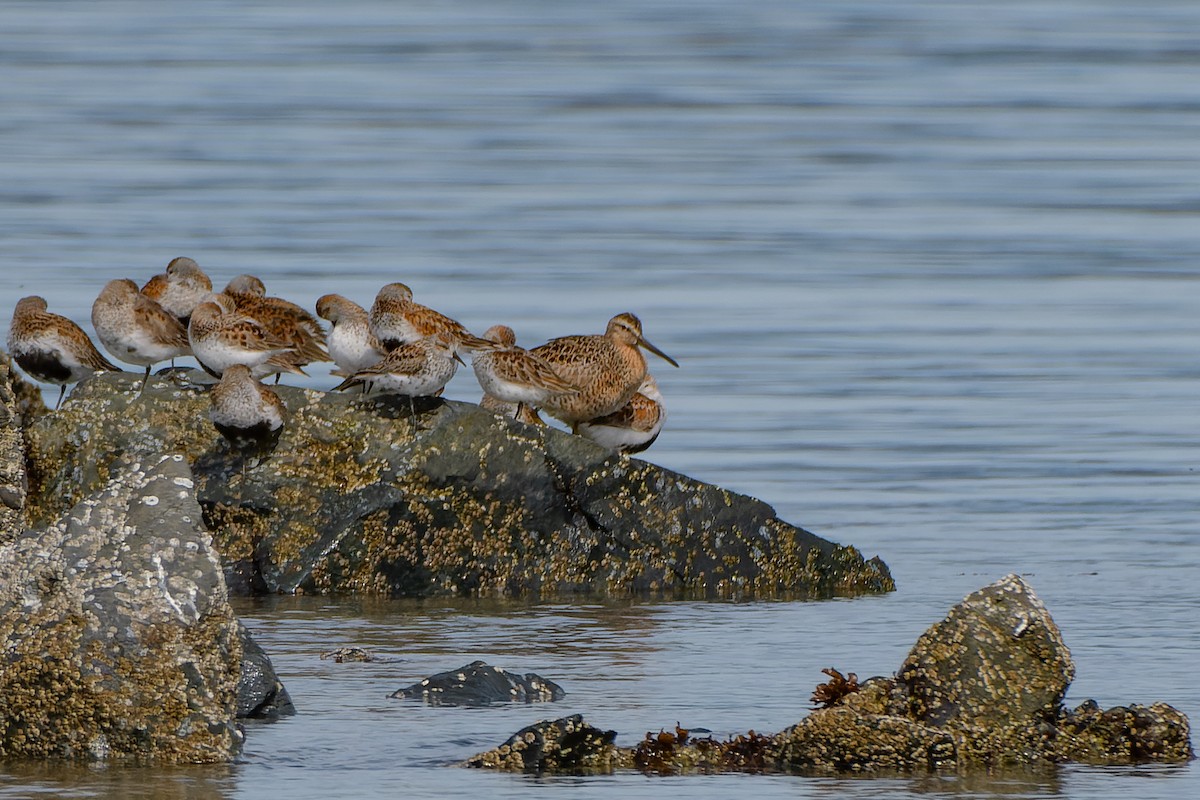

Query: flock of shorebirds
<box><xmin>6</xmin><ymin>257</ymin><xmax>678</xmax><ymax>455</ymax></box>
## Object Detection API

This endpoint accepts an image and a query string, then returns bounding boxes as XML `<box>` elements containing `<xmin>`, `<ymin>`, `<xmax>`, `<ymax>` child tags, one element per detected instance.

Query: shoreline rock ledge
<box><xmin>12</xmin><ymin>368</ymin><xmax>893</xmax><ymax>599</ymax></box>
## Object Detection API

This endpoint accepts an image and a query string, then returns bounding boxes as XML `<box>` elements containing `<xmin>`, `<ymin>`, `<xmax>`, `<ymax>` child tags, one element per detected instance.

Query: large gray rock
<box><xmin>21</xmin><ymin>370</ymin><xmax>893</xmax><ymax>599</ymax></box>
<box><xmin>0</xmin><ymin>454</ymin><xmax>243</xmax><ymax>763</ymax></box>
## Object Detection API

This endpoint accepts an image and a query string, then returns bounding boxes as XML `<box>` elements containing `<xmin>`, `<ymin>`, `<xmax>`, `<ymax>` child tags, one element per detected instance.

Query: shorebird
<box><xmin>220</xmin><ymin>275</ymin><xmax>329</xmax><ymax>379</ymax></box>
<box><xmin>91</xmin><ymin>279</ymin><xmax>191</xmax><ymax>391</ymax></box>
<box><xmin>577</xmin><ymin>375</ymin><xmax>666</xmax><ymax>454</ymax></box>
<box><xmin>315</xmin><ymin>293</ymin><xmax>387</xmax><ymax>377</ymax></box>
<box><xmin>332</xmin><ymin>334</ymin><xmax>463</xmax><ymax>419</ymax></box>
<box><xmin>368</xmin><ymin>282</ymin><xmax>493</xmax><ymax>353</ymax></box>
<box><xmin>209</xmin><ymin>363</ymin><xmax>286</xmax><ymax>454</ymax></box>
<box><xmin>187</xmin><ymin>300</ymin><xmax>306</xmax><ymax>380</ymax></box>
<box><xmin>471</xmin><ymin>324</ymin><xmax>577</xmax><ymax>423</ymax></box>
<box><xmin>481</xmin><ymin>392</ymin><xmax>547</xmax><ymax>426</ymax></box>
<box><xmin>140</xmin><ymin>256</ymin><xmax>213</xmax><ymax>327</ymax></box>
<box><xmin>7</xmin><ymin>295</ymin><xmax>123</xmax><ymax>409</ymax></box>
<box><xmin>530</xmin><ymin>312</ymin><xmax>678</xmax><ymax>431</ymax></box>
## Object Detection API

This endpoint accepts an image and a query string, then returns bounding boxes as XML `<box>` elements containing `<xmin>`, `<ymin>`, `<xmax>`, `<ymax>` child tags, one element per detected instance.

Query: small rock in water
<box><xmin>320</xmin><ymin>647</ymin><xmax>375</xmax><ymax>663</ymax></box>
<box><xmin>391</xmin><ymin>660</ymin><xmax>564</xmax><ymax>706</ymax></box>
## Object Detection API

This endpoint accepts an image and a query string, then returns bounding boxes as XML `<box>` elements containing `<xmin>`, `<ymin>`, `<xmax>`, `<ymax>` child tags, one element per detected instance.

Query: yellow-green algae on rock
<box><xmin>20</xmin><ymin>370</ymin><xmax>893</xmax><ymax>599</ymax></box>
<box><xmin>468</xmin><ymin>576</ymin><xmax>1193</xmax><ymax>775</ymax></box>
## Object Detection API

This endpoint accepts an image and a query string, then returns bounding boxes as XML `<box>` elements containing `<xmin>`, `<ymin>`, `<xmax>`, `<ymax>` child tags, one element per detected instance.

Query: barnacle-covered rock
<box><xmin>0</xmin><ymin>453</ymin><xmax>243</xmax><ymax>763</ymax></box>
<box><xmin>772</xmin><ymin>575</ymin><xmax>1192</xmax><ymax>772</ymax></box>
<box><xmin>0</xmin><ymin>351</ymin><xmax>39</xmax><ymax>542</ymax></box>
<box><xmin>464</xmin><ymin>714</ymin><xmax>618</xmax><ymax>772</ymax></box>
<box><xmin>391</xmin><ymin>660</ymin><xmax>564</xmax><ymax>706</ymax></box>
<box><xmin>20</xmin><ymin>370</ymin><xmax>893</xmax><ymax>599</ymax></box>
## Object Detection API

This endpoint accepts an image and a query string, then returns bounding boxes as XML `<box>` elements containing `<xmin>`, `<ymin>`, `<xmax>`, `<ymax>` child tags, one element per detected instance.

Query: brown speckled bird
<box><xmin>8</xmin><ymin>295</ymin><xmax>123</xmax><ymax>409</ymax></box>
<box><xmin>91</xmin><ymin>278</ymin><xmax>191</xmax><ymax>391</ymax></box>
<box><xmin>140</xmin><ymin>256</ymin><xmax>213</xmax><ymax>327</ymax></box>
<box><xmin>368</xmin><ymin>282</ymin><xmax>493</xmax><ymax>353</ymax></box>
<box><xmin>187</xmin><ymin>300</ymin><xmax>306</xmax><ymax>380</ymax></box>
<box><xmin>577</xmin><ymin>375</ymin><xmax>666</xmax><ymax>454</ymax></box>
<box><xmin>209</xmin><ymin>363</ymin><xmax>286</xmax><ymax>452</ymax></box>
<box><xmin>315</xmin><ymin>293</ymin><xmax>387</xmax><ymax>377</ymax></box>
<box><xmin>530</xmin><ymin>312</ymin><xmax>677</xmax><ymax>431</ymax></box>
<box><xmin>219</xmin><ymin>275</ymin><xmax>330</xmax><ymax>378</ymax></box>
<box><xmin>471</xmin><ymin>324</ymin><xmax>577</xmax><ymax>423</ymax></box>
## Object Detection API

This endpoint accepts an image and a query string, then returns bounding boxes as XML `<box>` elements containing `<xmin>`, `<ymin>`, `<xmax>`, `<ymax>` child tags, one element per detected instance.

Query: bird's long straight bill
<box><xmin>640</xmin><ymin>336</ymin><xmax>679</xmax><ymax>368</ymax></box>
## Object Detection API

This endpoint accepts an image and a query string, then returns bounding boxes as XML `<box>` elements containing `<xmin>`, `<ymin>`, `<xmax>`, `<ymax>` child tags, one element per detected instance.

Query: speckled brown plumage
<box><xmin>530</xmin><ymin>312</ymin><xmax>678</xmax><ymax>429</ymax></box>
<box><xmin>472</xmin><ymin>324</ymin><xmax>577</xmax><ymax>418</ymax></box>
<box><xmin>7</xmin><ymin>295</ymin><xmax>122</xmax><ymax>409</ymax></box>
<box><xmin>369</xmin><ymin>282</ymin><xmax>493</xmax><ymax>353</ymax></box>
<box><xmin>140</xmin><ymin>256</ymin><xmax>213</xmax><ymax>326</ymax></box>
<box><xmin>316</xmin><ymin>293</ymin><xmax>387</xmax><ymax>376</ymax></box>
<box><xmin>91</xmin><ymin>279</ymin><xmax>191</xmax><ymax>390</ymax></box>
<box><xmin>218</xmin><ymin>275</ymin><xmax>329</xmax><ymax>375</ymax></box>
<box><xmin>577</xmin><ymin>375</ymin><xmax>665</xmax><ymax>454</ymax></box>
<box><xmin>187</xmin><ymin>301</ymin><xmax>304</xmax><ymax>379</ymax></box>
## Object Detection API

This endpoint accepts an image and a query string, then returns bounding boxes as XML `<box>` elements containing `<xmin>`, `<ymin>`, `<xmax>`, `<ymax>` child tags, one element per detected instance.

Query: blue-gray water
<box><xmin>1</xmin><ymin>1</ymin><xmax>1198</xmax><ymax>797</ymax></box>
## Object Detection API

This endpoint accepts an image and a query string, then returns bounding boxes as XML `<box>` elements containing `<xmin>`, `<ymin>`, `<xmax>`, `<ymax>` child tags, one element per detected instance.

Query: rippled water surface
<box><xmin>2</xmin><ymin>1</ymin><xmax>1198</xmax><ymax>798</ymax></box>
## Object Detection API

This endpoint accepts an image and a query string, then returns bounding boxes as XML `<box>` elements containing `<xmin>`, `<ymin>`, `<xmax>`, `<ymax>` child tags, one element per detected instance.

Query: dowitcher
<box><xmin>471</xmin><ymin>324</ymin><xmax>577</xmax><ymax>423</ymax></box>
<box><xmin>91</xmin><ymin>278</ymin><xmax>191</xmax><ymax>391</ymax></box>
<box><xmin>577</xmin><ymin>375</ymin><xmax>666</xmax><ymax>454</ymax></box>
<box><xmin>315</xmin><ymin>293</ymin><xmax>387</xmax><ymax>376</ymax></box>
<box><xmin>187</xmin><ymin>300</ymin><xmax>306</xmax><ymax>380</ymax></box>
<box><xmin>530</xmin><ymin>312</ymin><xmax>677</xmax><ymax>430</ymax></box>
<box><xmin>140</xmin><ymin>256</ymin><xmax>213</xmax><ymax>327</ymax></box>
<box><xmin>7</xmin><ymin>295</ymin><xmax>123</xmax><ymax>409</ymax></box>
<box><xmin>368</xmin><ymin>282</ymin><xmax>493</xmax><ymax>353</ymax></box>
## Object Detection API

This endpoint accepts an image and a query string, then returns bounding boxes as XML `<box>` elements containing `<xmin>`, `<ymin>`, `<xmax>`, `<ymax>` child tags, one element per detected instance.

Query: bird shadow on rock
<box><xmin>352</xmin><ymin>393</ymin><xmax>448</xmax><ymax>424</ymax></box>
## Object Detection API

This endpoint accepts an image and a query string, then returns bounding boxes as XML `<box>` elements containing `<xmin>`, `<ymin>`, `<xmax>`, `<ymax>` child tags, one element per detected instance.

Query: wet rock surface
<box><xmin>0</xmin><ymin>453</ymin><xmax>244</xmax><ymax>763</ymax></box>
<box><xmin>237</xmin><ymin>622</ymin><xmax>296</xmax><ymax>720</ymax></box>
<box><xmin>19</xmin><ymin>370</ymin><xmax>893</xmax><ymax>599</ymax></box>
<box><xmin>464</xmin><ymin>715</ymin><xmax>619</xmax><ymax>772</ymax></box>
<box><xmin>391</xmin><ymin>660</ymin><xmax>565</xmax><ymax>706</ymax></box>
<box><xmin>469</xmin><ymin>576</ymin><xmax>1193</xmax><ymax>775</ymax></box>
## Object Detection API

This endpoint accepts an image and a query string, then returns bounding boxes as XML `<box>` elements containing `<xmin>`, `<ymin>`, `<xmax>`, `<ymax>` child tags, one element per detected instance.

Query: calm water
<box><xmin>1</xmin><ymin>1</ymin><xmax>1198</xmax><ymax>797</ymax></box>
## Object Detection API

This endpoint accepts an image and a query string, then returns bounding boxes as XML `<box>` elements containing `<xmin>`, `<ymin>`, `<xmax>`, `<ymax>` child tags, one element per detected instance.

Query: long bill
<box><xmin>639</xmin><ymin>336</ymin><xmax>679</xmax><ymax>368</ymax></box>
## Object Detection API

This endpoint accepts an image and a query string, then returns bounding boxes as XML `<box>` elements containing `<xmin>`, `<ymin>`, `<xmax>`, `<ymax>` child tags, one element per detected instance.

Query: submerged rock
<box><xmin>0</xmin><ymin>454</ymin><xmax>243</xmax><ymax>763</ymax></box>
<box><xmin>464</xmin><ymin>715</ymin><xmax>619</xmax><ymax>772</ymax></box>
<box><xmin>469</xmin><ymin>576</ymin><xmax>1193</xmax><ymax>775</ymax></box>
<box><xmin>18</xmin><ymin>370</ymin><xmax>893</xmax><ymax>599</ymax></box>
<box><xmin>391</xmin><ymin>660</ymin><xmax>565</xmax><ymax>706</ymax></box>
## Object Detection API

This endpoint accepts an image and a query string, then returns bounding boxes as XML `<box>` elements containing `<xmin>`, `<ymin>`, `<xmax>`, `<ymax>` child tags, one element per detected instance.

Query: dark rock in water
<box><xmin>0</xmin><ymin>453</ymin><xmax>243</xmax><ymax>763</ymax></box>
<box><xmin>391</xmin><ymin>660</ymin><xmax>564</xmax><ymax>706</ymax></box>
<box><xmin>19</xmin><ymin>370</ymin><xmax>893</xmax><ymax>599</ymax></box>
<box><xmin>238</xmin><ymin>622</ymin><xmax>296</xmax><ymax>720</ymax></box>
<box><xmin>464</xmin><ymin>714</ymin><xmax>618</xmax><ymax>772</ymax></box>
<box><xmin>469</xmin><ymin>575</ymin><xmax>1193</xmax><ymax>775</ymax></box>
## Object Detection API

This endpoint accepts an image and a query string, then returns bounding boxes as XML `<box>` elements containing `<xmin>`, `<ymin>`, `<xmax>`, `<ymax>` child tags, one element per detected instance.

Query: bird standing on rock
<box><xmin>140</xmin><ymin>256</ymin><xmax>213</xmax><ymax>328</ymax></box>
<box><xmin>7</xmin><ymin>295</ymin><xmax>123</xmax><ymax>409</ymax></box>
<box><xmin>471</xmin><ymin>324</ymin><xmax>577</xmax><ymax>424</ymax></box>
<box><xmin>530</xmin><ymin>312</ymin><xmax>678</xmax><ymax>431</ymax></box>
<box><xmin>209</xmin><ymin>363</ymin><xmax>286</xmax><ymax>455</ymax></box>
<box><xmin>369</xmin><ymin>282</ymin><xmax>494</xmax><ymax>353</ymax></box>
<box><xmin>91</xmin><ymin>278</ymin><xmax>191</xmax><ymax>391</ymax></box>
